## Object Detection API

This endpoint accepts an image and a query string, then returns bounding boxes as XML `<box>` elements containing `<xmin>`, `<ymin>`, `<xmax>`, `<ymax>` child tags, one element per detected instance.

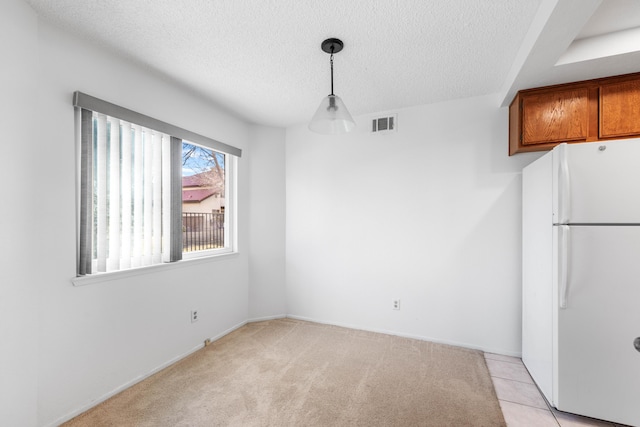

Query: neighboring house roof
<box><xmin>182</xmin><ymin>188</ymin><xmax>217</xmax><ymax>203</ymax></box>
<box><xmin>182</xmin><ymin>170</ymin><xmax>224</xmax><ymax>203</ymax></box>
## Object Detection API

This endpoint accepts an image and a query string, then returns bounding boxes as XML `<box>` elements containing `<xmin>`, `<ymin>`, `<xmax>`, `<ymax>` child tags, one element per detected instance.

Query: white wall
<box><xmin>4</xmin><ymin>1</ymin><xmax>543</xmax><ymax>424</ymax></box>
<box><xmin>0</xmin><ymin>2</ymin><xmax>287</xmax><ymax>424</ymax></box>
<box><xmin>33</xmin><ymin>19</ymin><xmax>256</xmax><ymax>427</ymax></box>
<box><xmin>0</xmin><ymin>1</ymin><xmax>39</xmax><ymax>425</ymax></box>
<box><xmin>248</xmin><ymin>125</ymin><xmax>287</xmax><ymax>319</ymax></box>
<box><xmin>286</xmin><ymin>95</ymin><xmax>542</xmax><ymax>355</ymax></box>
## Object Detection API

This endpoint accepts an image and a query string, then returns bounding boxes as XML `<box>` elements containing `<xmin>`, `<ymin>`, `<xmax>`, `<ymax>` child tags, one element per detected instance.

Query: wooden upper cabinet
<box><xmin>509</xmin><ymin>86</ymin><xmax>595</xmax><ymax>155</ymax></box>
<box><xmin>522</xmin><ymin>88</ymin><xmax>590</xmax><ymax>145</ymax></box>
<box><xmin>509</xmin><ymin>72</ymin><xmax>640</xmax><ymax>155</ymax></box>
<box><xmin>600</xmin><ymin>79</ymin><xmax>640</xmax><ymax>138</ymax></box>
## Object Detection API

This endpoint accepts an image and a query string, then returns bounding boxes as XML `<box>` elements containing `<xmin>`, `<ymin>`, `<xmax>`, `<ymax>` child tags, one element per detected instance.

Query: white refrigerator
<box><xmin>522</xmin><ymin>139</ymin><xmax>640</xmax><ymax>427</ymax></box>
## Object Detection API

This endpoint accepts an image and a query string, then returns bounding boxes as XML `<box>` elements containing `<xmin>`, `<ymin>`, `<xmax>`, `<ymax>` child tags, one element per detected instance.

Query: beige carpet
<box><xmin>64</xmin><ymin>319</ymin><xmax>505</xmax><ymax>426</ymax></box>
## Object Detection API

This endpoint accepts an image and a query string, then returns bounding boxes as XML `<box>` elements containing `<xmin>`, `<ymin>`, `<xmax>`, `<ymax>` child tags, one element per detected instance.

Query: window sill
<box><xmin>71</xmin><ymin>251</ymin><xmax>239</xmax><ymax>287</ymax></box>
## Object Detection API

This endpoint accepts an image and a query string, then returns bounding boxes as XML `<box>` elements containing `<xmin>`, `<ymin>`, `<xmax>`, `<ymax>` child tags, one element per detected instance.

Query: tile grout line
<box><xmin>484</xmin><ymin>358</ymin><xmax>528</xmax><ymax>367</ymax></box>
<box><xmin>489</xmin><ymin>374</ymin><xmax>536</xmax><ymax>385</ymax></box>
<box><xmin>496</xmin><ymin>396</ymin><xmax>556</xmax><ymax>412</ymax></box>
<box><xmin>488</xmin><ymin>376</ymin><xmax>556</xmax><ymax>413</ymax></box>
<box><xmin>495</xmin><ymin>393</ymin><xmax>561</xmax><ymax>426</ymax></box>
<box><xmin>484</xmin><ymin>355</ymin><xmax>522</xmax><ymax>361</ymax></box>
<box><xmin>485</xmin><ymin>354</ymin><xmax>561</xmax><ymax>427</ymax></box>
<box><xmin>485</xmin><ymin>357</ymin><xmax>625</xmax><ymax>427</ymax></box>
<box><xmin>485</xmin><ymin>359</ymin><xmax>524</xmax><ymax>365</ymax></box>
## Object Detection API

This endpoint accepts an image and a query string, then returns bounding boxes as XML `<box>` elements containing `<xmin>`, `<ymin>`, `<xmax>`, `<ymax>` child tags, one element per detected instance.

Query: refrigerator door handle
<box><xmin>558</xmin><ymin>144</ymin><xmax>571</xmax><ymax>224</ymax></box>
<box><xmin>559</xmin><ymin>225</ymin><xmax>570</xmax><ymax>309</ymax></box>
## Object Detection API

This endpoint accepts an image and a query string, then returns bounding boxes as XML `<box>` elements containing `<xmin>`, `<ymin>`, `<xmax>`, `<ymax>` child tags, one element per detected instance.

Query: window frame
<box><xmin>181</xmin><ymin>145</ymin><xmax>237</xmax><ymax>261</ymax></box>
<box><xmin>72</xmin><ymin>92</ymin><xmax>241</xmax><ymax>284</ymax></box>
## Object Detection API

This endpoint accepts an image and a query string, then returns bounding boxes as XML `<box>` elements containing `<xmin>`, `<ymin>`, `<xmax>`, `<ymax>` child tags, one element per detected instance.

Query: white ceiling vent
<box><xmin>371</xmin><ymin>114</ymin><xmax>397</xmax><ymax>133</ymax></box>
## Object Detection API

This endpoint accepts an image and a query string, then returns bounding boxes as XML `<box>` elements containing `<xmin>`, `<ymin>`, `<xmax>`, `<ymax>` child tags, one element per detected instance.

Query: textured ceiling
<box><xmin>22</xmin><ymin>0</ymin><xmax>640</xmax><ymax>128</ymax></box>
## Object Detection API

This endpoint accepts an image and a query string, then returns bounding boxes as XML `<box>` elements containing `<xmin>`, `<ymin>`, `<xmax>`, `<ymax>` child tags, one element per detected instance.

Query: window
<box><xmin>181</xmin><ymin>143</ymin><xmax>228</xmax><ymax>255</ymax></box>
<box><xmin>74</xmin><ymin>92</ymin><xmax>241</xmax><ymax>276</ymax></box>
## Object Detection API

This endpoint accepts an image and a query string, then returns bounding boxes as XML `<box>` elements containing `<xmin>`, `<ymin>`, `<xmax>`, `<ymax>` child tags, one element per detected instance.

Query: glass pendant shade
<box><xmin>308</xmin><ymin>94</ymin><xmax>355</xmax><ymax>134</ymax></box>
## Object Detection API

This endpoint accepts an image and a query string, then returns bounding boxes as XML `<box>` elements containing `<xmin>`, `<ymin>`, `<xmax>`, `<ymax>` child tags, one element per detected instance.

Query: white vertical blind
<box><xmin>132</xmin><ymin>125</ymin><xmax>144</xmax><ymax>268</ymax></box>
<box><xmin>143</xmin><ymin>130</ymin><xmax>153</xmax><ymax>266</ymax></box>
<box><xmin>107</xmin><ymin>117</ymin><xmax>121</xmax><ymax>272</ymax></box>
<box><xmin>120</xmin><ymin>121</ymin><xmax>132</xmax><ymax>270</ymax></box>
<box><xmin>88</xmin><ymin>113</ymin><xmax>172</xmax><ymax>273</ymax></box>
<box><xmin>151</xmin><ymin>131</ymin><xmax>163</xmax><ymax>264</ymax></box>
<box><xmin>162</xmin><ymin>136</ymin><xmax>172</xmax><ymax>263</ymax></box>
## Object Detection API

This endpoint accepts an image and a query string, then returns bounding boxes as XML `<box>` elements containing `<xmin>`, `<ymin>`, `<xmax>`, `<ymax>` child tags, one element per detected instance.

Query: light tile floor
<box><xmin>484</xmin><ymin>353</ymin><xmax>632</xmax><ymax>427</ymax></box>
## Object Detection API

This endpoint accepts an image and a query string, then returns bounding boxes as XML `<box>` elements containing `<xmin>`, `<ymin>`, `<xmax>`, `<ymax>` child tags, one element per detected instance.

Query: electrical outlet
<box><xmin>392</xmin><ymin>299</ymin><xmax>401</xmax><ymax>310</ymax></box>
<box><xmin>191</xmin><ymin>310</ymin><xmax>199</xmax><ymax>323</ymax></box>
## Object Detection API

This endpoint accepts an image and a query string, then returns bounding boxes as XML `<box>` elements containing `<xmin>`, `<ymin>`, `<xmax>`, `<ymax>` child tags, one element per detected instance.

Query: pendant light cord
<box><xmin>330</xmin><ymin>49</ymin><xmax>335</xmax><ymax>96</ymax></box>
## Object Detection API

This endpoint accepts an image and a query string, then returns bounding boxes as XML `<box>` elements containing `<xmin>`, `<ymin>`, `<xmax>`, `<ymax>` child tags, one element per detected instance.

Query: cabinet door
<box><xmin>522</xmin><ymin>88</ymin><xmax>590</xmax><ymax>145</ymax></box>
<box><xmin>600</xmin><ymin>79</ymin><xmax>640</xmax><ymax>138</ymax></box>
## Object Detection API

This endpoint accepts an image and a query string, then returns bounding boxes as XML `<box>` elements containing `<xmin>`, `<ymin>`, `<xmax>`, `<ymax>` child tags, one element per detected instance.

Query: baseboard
<box><xmin>48</xmin><ymin>343</ymin><xmax>202</xmax><ymax>426</ymax></box>
<box><xmin>285</xmin><ymin>314</ymin><xmax>522</xmax><ymax>358</ymax></box>
<box><xmin>49</xmin><ymin>313</ymin><xmax>519</xmax><ymax>425</ymax></box>
<box><xmin>246</xmin><ymin>314</ymin><xmax>287</xmax><ymax>323</ymax></box>
<box><xmin>49</xmin><ymin>319</ymin><xmax>249</xmax><ymax>427</ymax></box>
<box><xmin>206</xmin><ymin>319</ymin><xmax>249</xmax><ymax>342</ymax></box>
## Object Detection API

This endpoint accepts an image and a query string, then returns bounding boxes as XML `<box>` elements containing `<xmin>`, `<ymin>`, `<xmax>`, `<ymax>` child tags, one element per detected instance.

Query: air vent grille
<box><xmin>371</xmin><ymin>114</ymin><xmax>397</xmax><ymax>133</ymax></box>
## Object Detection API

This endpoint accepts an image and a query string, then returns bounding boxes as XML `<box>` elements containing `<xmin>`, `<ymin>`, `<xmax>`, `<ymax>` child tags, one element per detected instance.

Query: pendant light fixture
<box><xmin>309</xmin><ymin>38</ymin><xmax>355</xmax><ymax>134</ymax></box>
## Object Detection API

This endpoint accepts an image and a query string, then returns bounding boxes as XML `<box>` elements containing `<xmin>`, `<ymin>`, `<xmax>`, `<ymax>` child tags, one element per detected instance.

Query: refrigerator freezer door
<box><xmin>552</xmin><ymin>138</ymin><xmax>640</xmax><ymax>225</ymax></box>
<box><xmin>555</xmin><ymin>225</ymin><xmax>640</xmax><ymax>426</ymax></box>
